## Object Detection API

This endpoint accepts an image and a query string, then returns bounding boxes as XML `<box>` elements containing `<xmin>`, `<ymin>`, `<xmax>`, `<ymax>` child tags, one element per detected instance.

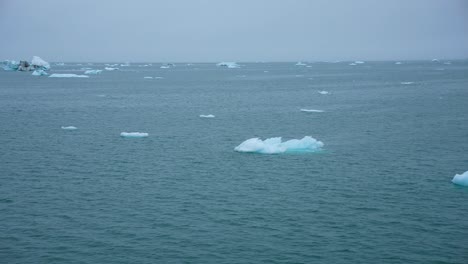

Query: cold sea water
<box><xmin>1</xmin><ymin>61</ymin><xmax>467</xmax><ymax>263</ymax></box>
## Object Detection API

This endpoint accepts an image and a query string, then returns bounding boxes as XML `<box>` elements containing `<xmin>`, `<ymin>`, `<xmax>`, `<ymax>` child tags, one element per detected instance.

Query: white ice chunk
<box><xmin>32</xmin><ymin>69</ymin><xmax>48</xmax><ymax>76</ymax></box>
<box><xmin>452</xmin><ymin>171</ymin><xmax>468</xmax><ymax>186</ymax></box>
<box><xmin>217</xmin><ymin>62</ymin><xmax>240</xmax><ymax>68</ymax></box>
<box><xmin>301</xmin><ymin>109</ymin><xmax>325</xmax><ymax>113</ymax></box>
<box><xmin>295</xmin><ymin>61</ymin><xmax>307</xmax><ymax>66</ymax></box>
<box><xmin>2</xmin><ymin>60</ymin><xmax>20</xmax><ymax>71</ymax></box>
<box><xmin>49</xmin><ymin>74</ymin><xmax>89</xmax><ymax>78</ymax></box>
<box><xmin>104</xmin><ymin>67</ymin><xmax>119</xmax><ymax>71</ymax></box>
<box><xmin>31</xmin><ymin>56</ymin><xmax>50</xmax><ymax>70</ymax></box>
<box><xmin>235</xmin><ymin>136</ymin><xmax>324</xmax><ymax>154</ymax></box>
<box><xmin>120</xmin><ymin>132</ymin><xmax>149</xmax><ymax>138</ymax></box>
<box><xmin>200</xmin><ymin>114</ymin><xmax>215</xmax><ymax>118</ymax></box>
<box><xmin>318</xmin><ymin>91</ymin><xmax>329</xmax><ymax>95</ymax></box>
<box><xmin>354</xmin><ymin>61</ymin><xmax>365</xmax><ymax>64</ymax></box>
<box><xmin>401</xmin><ymin>82</ymin><xmax>414</xmax><ymax>85</ymax></box>
<box><xmin>143</xmin><ymin>76</ymin><xmax>153</xmax><ymax>79</ymax></box>
<box><xmin>432</xmin><ymin>59</ymin><xmax>439</xmax><ymax>62</ymax></box>
<box><xmin>395</xmin><ymin>62</ymin><xmax>402</xmax><ymax>65</ymax></box>
<box><xmin>55</xmin><ymin>62</ymin><xmax>65</xmax><ymax>66</ymax></box>
<box><xmin>84</xmin><ymin>70</ymin><xmax>102</xmax><ymax>74</ymax></box>
<box><xmin>61</xmin><ymin>126</ymin><xmax>77</xmax><ymax>130</ymax></box>
<box><xmin>349</xmin><ymin>63</ymin><xmax>357</xmax><ymax>66</ymax></box>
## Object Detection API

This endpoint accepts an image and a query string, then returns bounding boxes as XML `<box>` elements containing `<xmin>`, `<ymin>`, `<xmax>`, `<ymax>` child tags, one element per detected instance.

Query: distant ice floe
<box><xmin>104</xmin><ymin>67</ymin><xmax>119</xmax><ymax>71</ymax></box>
<box><xmin>349</xmin><ymin>63</ymin><xmax>357</xmax><ymax>66</ymax></box>
<box><xmin>200</xmin><ymin>114</ymin><xmax>215</xmax><ymax>118</ymax></box>
<box><xmin>81</xmin><ymin>67</ymin><xmax>93</xmax><ymax>70</ymax></box>
<box><xmin>120</xmin><ymin>132</ymin><xmax>148</xmax><ymax>138</ymax></box>
<box><xmin>432</xmin><ymin>59</ymin><xmax>439</xmax><ymax>62</ymax></box>
<box><xmin>32</xmin><ymin>69</ymin><xmax>48</xmax><ymax>76</ymax></box>
<box><xmin>55</xmin><ymin>62</ymin><xmax>65</xmax><ymax>66</ymax></box>
<box><xmin>120</xmin><ymin>63</ymin><xmax>130</xmax><ymax>67</ymax></box>
<box><xmin>295</xmin><ymin>61</ymin><xmax>307</xmax><ymax>66</ymax></box>
<box><xmin>154</xmin><ymin>76</ymin><xmax>164</xmax><ymax>79</ymax></box>
<box><xmin>3</xmin><ymin>56</ymin><xmax>50</xmax><ymax>72</ymax></box>
<box><xmin>160</xmin><ymin>63</ymin><xmax>175</xmax><ymax>69</ymax></box>
<box><xmin>235</xmin><ymin>136</ymin><xmax>324</xmax><ymax>154</ymax></box>
<box><xmin>49</xmin><ymin>74</ymin><xmax>89</xmax><ymax>78</ymax></box>
<box><xmin>401</xmin><ymin>82</ymin><xmax>414</xmax><ymax>85</ymax></box>
<box><xmin>144</xmin><ymin>76</ymin><xmax>153</xmax><ymax>79</ymax></box>
<box><xmin>217</xmin><ymin>62</ymin><xmax>240</xmax><ymax>68</ymax></box>
<box><xmin>354</xmin><ymin>61</ymin><xmax>365</xmax><ymax>64</ymax></box>
<box><xmin>443</xmin><ymin>62</ymin><xmax>452</xmax><ymax>65</ymax></box>
<box><xmin>85</xmin><ymin>70</ymin><xmax>102</xmax><ymax>74</ymax></box>
<box><xmin>318</xmin><ymin>90</ymin><xmax>329</xmax><ymax>95</ymax></box>
<box><xmin>452</xmin><ymin>171</ymin><xmax>468</xmax><ymax>187</ymax></box>
<box><xmin>61</xmin><ymin>126</ymin><xmax>77</xmax><ymax>130</ymax></box>
<box><xmin>395</xmin><ymin>62</ymin><xmax>402</xmax><ymax>65</ymax></box>
<box><xmin>301</xmin><ymin>109</ymin><xmax>324</xmax><ymax>113</ymax></box>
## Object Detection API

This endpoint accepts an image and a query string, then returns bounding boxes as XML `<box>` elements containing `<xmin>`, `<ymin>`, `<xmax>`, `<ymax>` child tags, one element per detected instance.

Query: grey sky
<box><xmin>1</xmin><ymin>0</ymin><xmax>467</xmax><ymax>62</ymax></box>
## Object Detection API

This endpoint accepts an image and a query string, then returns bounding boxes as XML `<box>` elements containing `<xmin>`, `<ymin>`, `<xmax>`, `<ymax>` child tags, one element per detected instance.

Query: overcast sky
<box><xmin>1</xmin><ymin>0</ymin><xmax>467</xmax><ymax>62</ymax></box>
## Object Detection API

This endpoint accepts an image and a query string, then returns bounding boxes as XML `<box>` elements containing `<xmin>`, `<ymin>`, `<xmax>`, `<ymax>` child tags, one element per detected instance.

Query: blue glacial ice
<box><xmin>318</xmin><ymin>90</ymin><xmax>329</xmax><ymax>95</ymax></box>
<box><xmin>144</xmin><ymin>76</ymin><xmax>153</xmax><ymax>79</ymax></box>
<box><xmin>84</xmin><ymin>70</ymin><xmax>102</xmax><ymax>74</ymax></box>
<box><xmin>104</xmin><ymin>67</ymin><xmax>119</xmax><ymax>71</ymax></box>
<box><xmin>452</xmin><ymin>171</ymin><xmax>468</xmax><ymax>187</ymax></box>
<box><xmin>235</xmin><ymin>136</ymin><xmax>324</xmax><ymax>154</ymax></box>
<box><xmin>200</xmin><ymin>114</ymin><xmax>215</xmax><ymax>118</ymax></box>
<box><xmin>49</xmin><ymin>74</ymin><xmax>89</xmax><ymax>78</ymax></box>
<box><xmin>301</xmin><ymin>109</ymin><xmax>325</xmax><ymax>113</ymax></box>
<box><xmin>401</xmin><ymin>82</ymin><xmax>414</xmax><ymax>85</ymax></box>
<box><xmin>295</xmin><ymin>61</ymin><xmax>307</xmax><ymax>66</ymax></box>
<box><xmin>120</xmin><ymin>132</ymin><xmax>148</xmax><ymax>138</ymax></box>
<box><xmin>32</xmin><ymin>69</ymin><xmax>48</xmax><ymax>76</ymax></box>
<box><xmin>354</xmin><ymin>61</ymin><xmax>365</xmax><ymax>64</ymax></box>
<box><xmin>2</xmin><ymin>60</ymin><xmax>20</xmax><ymax>71</ymax></box>
<box><xmin>61</xmin><ymin>126</ymin><xmax>77</xmax><ymax>130</ymax></box>
<box><xmin>31</xmin><ymin>56</ymin><xmax>50</xmax><ymax>70</ymax></box>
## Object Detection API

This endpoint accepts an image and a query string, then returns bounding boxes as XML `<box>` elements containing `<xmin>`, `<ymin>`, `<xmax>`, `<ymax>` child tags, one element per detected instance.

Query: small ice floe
<box><xmin>120</xmin><ymin>63</ymin><xmax>130</xmax><ymax>67</ymax></box>
<box><xmin>349</xmin><ymin>63</ymin><xmax>357</xmax><ymax>66</ymax></box>
<box><xmin>120</xmin><ymin>132</ymin><xmax>149</xmax><ymax>138</ymax></box>
<box><xmin>55</xmin><ymin>62</ymin><xmax>65</xmax><ymax>66</ymax></box>
<box><xmin>104</xmin><ymin>67</ymin><xmax>119</xmax><ymax>71</ymax></box>
<box><xmin>32</xmin><ymin>69</ymin><xmax>48</xmax><ymax>76</ymax></box>
<box><xmin>301</xmin><ymin>109</ymin><xmax>324</xmax><ymax>113</ymax></box>
<box><xmin>401</xmin><ymin>82</ymin><xmax>414</xmax><ymax>85</ymax></box>
<box><xmin>160</xmin><ymin>65</ymin><xmax>170</xmax><ymax>69</ymax></box>
<box><xmin>443</xmin><ymin>62</ymin><xmax>452</xmax><ymax>65</ymax></box>
<box><xmin>235</xmin><ymin>136</ymin><xmax>324</xmax><ymax>154</ymax></box>
<box><xmin>49</xmin><ymin>74</ymin><xmax>89</xmax><ymax>78</ymax></box>
<box><xmin>306</xmin><ymin>65</ymin><xmax>312</xmax><ymax>68</ymax></box>
<box><xmin>160</xmin><ymin>63</ymin><xmax>175</xmax><ymax>69</ymax></box>
<box><xmin>295</xmin><ymin>61</ymin><xmax>307</xmax><ymax>66</ymax></box>
<box><xmin>395</xmin><ymin>62</ymin><xmax>402</xmax><ymax>65</ymax></box>
<box><xmin>452</xmin><ymin>171</ymin><xmax>468</xmax><ymax>187</ymax></box>
<box><xmin>200</xmin><ymin>114</ymin><xmax>215</xmax><ymax>118</ymax></box>
<box><xmin>217</xmin><ymin>62</ymin><xmax>240</xmax><ymax>68</ymax></box>
<box><xmin>61</xmin><ymin>126</ymin><xmax>77</xmax><ymax>130</ymax></box>
<box><xmin>318</xmin><ymin>90</ymin><xmax>329</xmax><ymax>95</ymax></box>
<box><xmin>85</xmin><ymin>70</ymin><xmax>102</xmax><ymax>74</ymax></box>
<box><xmin>264</xmin><ymin>70</ymin><xmax>269</xmax><ymax>73</ymax></box>
<box><xmin>105</xmin><ymin>64</ymin><xmax>118</xmax><ymax>67</ymax></box>
<box><xmin>354</xmin><ymin>61</ymin><xmax>365</xmax><ymax>64</ymax></box>
<box><xmin>432</xmin><ymin>59</ymin><xmax>439</xmax><ymax>62</ymax></box>
<box><xmin>144</xmin><ymin>76</ymin><xmax>153</xmax><ymax>79</ymax></box>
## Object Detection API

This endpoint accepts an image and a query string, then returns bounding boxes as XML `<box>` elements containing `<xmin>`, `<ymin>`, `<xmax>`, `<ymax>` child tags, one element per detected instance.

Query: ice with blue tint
<box><xmin>354</xmin><ymin>61</ymin><xmax>365</xmax><ymax>64</ymax></box>
<box><xmin>84</xmin><ymin>70</ymin><xmax>102</xmax><ymax>74</ymax></box>
<box><xmin>144</xmin><ymin>76</ymin><xmax>153</xmax><ymax>79</ymax></box>
<box><xmin>452</xmin><ymin>171</ymin><xmax>468</xmax><ymax>186</ymax></box>
<box><xmin>2</xmin><ymin>60</ymin><xmax>20</xmax><ymax>71</ymax></box>
<box><xmin>200</xmin><ymin>114</ymin><xmax>215</xmax><ymax>118</ymax></box>
<box><xmin>61</xmin><ymin>126</ymin><xmax>77</xmax><ymax>130</ymax></box>
<box><xmin>318</xmin><ymin>91</ymin><xmax>329</xmax><ymax>95</ymax></box>
<box><xmin>32</xmin><ymin>70</ymin><xmax>48</xmax><ymax>76</ymax></box>
<box><xmin>235</xmin><ymin>136</ymin><xmax>323</xmax><ymax>154</ymax></box>
<box><xmin>31</xmin><ymin>56</ymin><xmax>50</xmax><ymax>70</ymax></box>
<box><xmin>401</xmin><ymin>82</ymin><xmax>414</xmax><ymax>85</ymax></box>
<box><xmin>301</xmin><ymin>109</ymin><xmax>324</xmax><ymax>113</ymax></box>
<box><xmin>49</xmin><ymin>74</ymin><xmax>89</xmax><ymax>78</ymax></box>
<box><xmin>217</xmin><ymin>62</ymin><xmax>240</xmax><ymax>68</ymax></box>
<box><xmin>295</xmin><ymin>61</ymin><xmax>307</xmax><ymax>66</ymax></box>
<box><xmin>105</xmin><ymin>67</ymin><xmax>119</xmax><ymax>71</ymax></box>
<box><xmin>120</xmin><ymin>132</ymin><xmax>148</xmax><ymax>138</ymax></box>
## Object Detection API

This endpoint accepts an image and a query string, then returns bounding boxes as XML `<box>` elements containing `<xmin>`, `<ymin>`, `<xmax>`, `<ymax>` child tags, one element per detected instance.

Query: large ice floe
<box><xmin>61</xmin><ymin>126</ymin><xmax>77</xmax><ymax>130</ymax></box>
<box><xmin>120</xmin><ymin>132</ymin><xmax>148</xmax><ymax>138</ymax></box>
<box><xmin>31</xmin><ymin>56</ymin><xmax>50</xmax><ymax>70</ymax></box>
<box><xmin>84</xmin><ymin>70</ymin><xmax>102</xmax><ymax>74</ymax></box>
<box><xmin>200</xmin><ymin>114</ymin><xmax>215</xmax><ymax>118</ymax></box>
<box><xmin>2</xmin><ymin>56</ymin><xmax>50</xmax><ymax>72</ymax></box>
<box><xmin>452</xmin><ymin>171</ymin><xmax>468</xmax><ymax>187</ymax></box>
<box><xmin>32</xmin><ymin>70</ymin><xmax>48</xmax><ymax>76</ymax></box>
<box><xmin>217</xmin><ymin>62</ymin><xmax>240</xmax><ymax>68</ymax></box>
<box><xmin>235</xmin><ymin>136</ymin><xmax>324</xmax><ymax>154</ymax></box>
<box><xmin>49</xmin><ymin>74</ymin><xmax>89</xmax><ymax>78</ymax></box>
<box><xmin>301</xmin><ymin>109</ymin><xmax>325</xmax><ymax>113</ymax></box>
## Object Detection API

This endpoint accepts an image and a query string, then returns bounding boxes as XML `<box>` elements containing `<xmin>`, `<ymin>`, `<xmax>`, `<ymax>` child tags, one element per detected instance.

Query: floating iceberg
<box><xmin>104</xmin><ymin>67</ymin><xmax>119</xmax><ymax>71</ymax></box>
<box><xmin>354</xmin><ymin>61</ymin><xmax>365</xmax><ymax>64</ymax></box>
<box><xmin>432</xmin><ymin>59</ymin><xmax>439</xmax><ymax>62</ymax></box>
<box><xmin>235</xmin><ymin>136</ymin><xmax>324</xmax><ymax>154</ymax></box>
<box><xmin>84</xmin><ymin>70</ymin><xmax>102</xmax><ymax>74</ymax></box>
<box><xmin>55</xmin><ymin>62</ymin><xmax>65</xmax><ymax>66</ymax></box>
<box><xmin>301</xmin><ymin>109</ymin><xmax>324</xmax><ymax>113</ymax></box>
<box><xmin>61</xmin><ymin>126</ymin><xmax>77</xmax><ymax>130</ymax></box>
<box><xmin>32</xmin><ymin>69</ymin><xmax>48</xmax><ymax>76</ymax></box>
<box><xmin>452</xmin><ymin>171</ymin><xmax>468</xmax><ymax>186</ymax></box>
<box><xmin>143</xmin><ymin>76</ymin><xmax>153</xmax><ymax>79</ymax></box>
<box><xmin>318</xmin><ymin>91</ymin><xmax>329</xmax><ymax>95</ymax></box>
<box><xmin>295</xmin><ymin>61</ymin><xmax>307</xmax><ymax>66</ymax></box>
<box><xmin>160</xmin><ymin>63</ymin><xmax>175</xmax><ymax>69</ymax></box>
<box><xmin>349</xmin><ymin>63</ymin><xmax>357</xmax><ymax>66</ymax></box>
<box><xmin>2</xmin><ymin>60</ymin><xmax>20</xmax><ymax>71</ymax></box>
<box><xmin>160</xmin><ymin>65</ymin><xmax>170</xmax><ymax>69</ymax></box>
<box><xmin>200</xmin><ymin>114</ymin><xmax>215</xmax><ymax>118</ymax></box>
<box><xmin>395</xmin><ymin>62</ymin><xmax>402</xmax><ymax>65</ymax></box>
<box><xmin>120</xmin><ymin>63</ymin><xmax>130</xmax><ymax>67</ymax></box>
<box><xmin>49</xmin><ymin>74</ymin><xmax>89</xmax><ymax>78</ymax></box>
<box><xmin>120</xmin><ymin>132</ymin><xmax>148</xmax><ymax>138</ymax></box>
<box><xmin>31</xmin><ymin>56</ymin><xmax>50</xmax><ymax>70</ymax></box>
<box><xmin>217</xmin><ymin>62</ymin><xmax>240</xmax><ymax>68</ymax></box>
<box><xmin>400</xmin><ymin>82</ymin><xmax>414</xmax><ymax>85</ymax></box>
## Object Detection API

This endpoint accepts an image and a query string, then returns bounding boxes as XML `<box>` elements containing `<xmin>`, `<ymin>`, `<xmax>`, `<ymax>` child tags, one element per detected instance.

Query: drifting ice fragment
<box><xmin>295</xmin><ymin>61</ymin><xmax>307</xmax><ymax>66</ymax></box>
<box><xmin>349</xmin><ymin>63</ymin><xmax>357</xmax><ymax>66</ymax></box>
<box><xmin>301</xmin><ymin>109</ymin><xmax>324</xmax><ymax>113</ymax></box>
<box><xmin>395</xmin><ymin>62</ymin><xmax>402</xmax><ymax>65</ymax></box>
<box><xmin>104</xmin><ymin>67</ymin><xmax>119</xmax><ymax>71</ymax></box>
<box><xmin>452</xmin><ymin>171</ymin><xmax>468</xmax><ymax>186</ymax></box>
<box><xmin>144</xmin><ymin>76</ymin><xmax>153</xmax><ymax>79</ymax></box>
<box><xmin>120</xmin><ymin>132</ymin><xmax>149</xmax><ymax>138</ymax></box>
<box><xmin>235</xmin><ymin>136</ymin><xmax>324</xmax><ymax>154</ymax></box>
<box><xmin>32</xmin><ymin>70</ymin><xmax>48</xmax><ymax>76</ymax></box>
<box><xmin>200</xmin><ymin>114</ymin><xmax>215</xmax><ymax>118</ymax></box>
<box><xmin>61</xmin><ymin>126</ymin><xmax>77</xmax><ymax>130</ymax></box>
<box><xmin>318</xmin><ymin>91</ymin><xmax>329</xmax><ymax>95</ymax></box>
<box><xmin>217</xmin><ymin>62</ymin><xmax>240</xmax><ymax>68</ymax></box>
<box><xmin>49</xmin><ymin>74</ymin><xmax>89</xmax><ymax>78</ymax></box>
<box><xmin>401</xmin><ymin>82</ymin><xmax>414</xmax><ymax>85</ymax></box>
<box><xmin>2</xmin><ymin>60</ymin><xmax>20</xmax><ymax>71</ymax></box>
<box><xmin>84</xmin><ymin>70</ymin><xmax>102</xmax><ymax>74</ymax></box>
<box><xmin>31</xmin><ymin>56</ymin><xmax>50</xmax><ymax>70</ymax></box>
<box><xmin>354</xmin><ymin>61</ymin><xmax>365</xmax><ymax>64</ymax></box>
